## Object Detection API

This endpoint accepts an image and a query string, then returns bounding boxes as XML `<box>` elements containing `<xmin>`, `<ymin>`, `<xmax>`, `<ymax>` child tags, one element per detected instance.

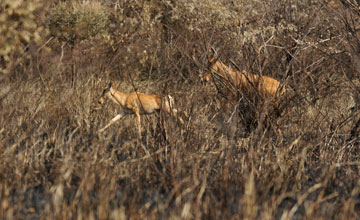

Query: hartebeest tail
<box><xmin>98</xmin><ymin>82</ymin><xmax>184</xmax><ymax>136</ymax></box>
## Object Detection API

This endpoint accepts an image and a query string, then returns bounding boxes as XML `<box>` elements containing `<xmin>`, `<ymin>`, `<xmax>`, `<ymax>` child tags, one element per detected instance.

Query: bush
<box><xmin>48</xmin><ymin>1</ymin><xmax>110</xmax><ymax>44</ymax></box>
<box><xmin>1</xmin><ymin>0</ymin><xmax>360</xmax><ymax>219</ymax></box>
<box><xmin>0</xmin><ymin>0</ymin><xmax>45</xmax><ymax>74</ymax></box>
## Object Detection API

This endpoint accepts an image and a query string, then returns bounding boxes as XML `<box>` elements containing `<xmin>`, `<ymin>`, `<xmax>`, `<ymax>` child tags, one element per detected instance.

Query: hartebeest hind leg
<box><xmin>162</xmin><ymin>95</ymin><xmax>185</xmax><ymax>125</ymax></box>
<box><xmin>98</xmin><ymin>112</ymin><xmax>127</xmax><ymax>133</ymax></box>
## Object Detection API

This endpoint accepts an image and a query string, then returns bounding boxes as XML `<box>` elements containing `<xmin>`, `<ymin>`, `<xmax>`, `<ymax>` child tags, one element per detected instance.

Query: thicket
<box><xmin>0</xmin><ymin>0</ymin><xmax>359</xmax><ymax>219</ymax></box>
<box><xmin>0</xmin><ymin>0</ymin><xmax>46</xmax><ymax>74</ymax></box>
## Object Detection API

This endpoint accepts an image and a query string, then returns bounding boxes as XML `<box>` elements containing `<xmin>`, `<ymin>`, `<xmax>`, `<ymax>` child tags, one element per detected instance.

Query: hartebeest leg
<box><xmin>168</xmin><ymin>109</ymin><xmax>184</xmax><ymax>125</ymax></box>
<box><xmin>163</xmin><ymin>96</ymin><xmax>184</xmax><ymax>125</ymax></box>
<box><xmin>174</xmin><ymin>110</ymin><xmax>184</xmax><ymax>124</ymax></box>
<box><xmin>98</xmin><ymin>112</ymin><xmax>127</xmax><ymax>133</ymax></box>
<box><xmin>169</xmin><ymin>105</ymin><xmax>184</xmax><ymax>125</ymax></box>
<box><xmin>135</xmin><ymin>111</ymin><xmax>141</xmax><ymax>137</ymax></box>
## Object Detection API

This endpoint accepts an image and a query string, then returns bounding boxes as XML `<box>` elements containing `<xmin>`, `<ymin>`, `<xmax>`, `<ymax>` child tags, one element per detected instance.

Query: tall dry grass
<box><xmin>0</xmin><ymin>0</ymin><xmax>359</xmax><ymax>219</ymax></box>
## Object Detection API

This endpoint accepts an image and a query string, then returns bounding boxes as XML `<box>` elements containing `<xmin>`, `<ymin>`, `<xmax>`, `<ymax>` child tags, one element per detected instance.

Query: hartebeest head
<box><xmin>98</xmin><ymin>82</ymin><xmax>113</xmax><ymax>104</ymax></box>
<box><xmin>201</xmin><ymin>47</ymin><xmax>219</xmax><ymax>83</ymax></box>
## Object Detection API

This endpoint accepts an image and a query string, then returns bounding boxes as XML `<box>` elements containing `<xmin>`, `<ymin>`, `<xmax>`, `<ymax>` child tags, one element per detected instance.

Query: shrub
<box><xmin>0</xmin><ymin>0</ymin><xmax>45</xmax><ymax>74</ymax></box>
<box><xmin>48</xmin><ymin>1</ymin><xmax>109</xmax><ymax>44</ymax></box>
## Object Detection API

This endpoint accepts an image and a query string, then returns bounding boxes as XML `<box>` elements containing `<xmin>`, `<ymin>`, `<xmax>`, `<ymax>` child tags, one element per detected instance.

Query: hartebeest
<box><xmin>201</xmin><ymin>49</ymin><xmax>287</xmax><ymax>134</ymax></box>
<box><xmin>202</xmin><ymin>55</ymin><xmax>286</xmax><ymax>99</ymax></box>
<box><xmin>98</xmin><ymin>82</ymin><xmax>184</xmax><ymax>136</ymax></box>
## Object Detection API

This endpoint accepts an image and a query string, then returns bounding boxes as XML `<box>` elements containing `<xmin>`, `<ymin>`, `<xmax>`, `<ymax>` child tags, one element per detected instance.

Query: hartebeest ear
<box><xmin>208</xmin><ymin>46</ymin><xmax>219</xmax><ymax>64</ymax></box>
<box><xmin>210</xmin><ymin>46</ymin><xmax>217</xmax><ymax>55</ymax></box>
<box><xmin>209</xmin><ymin>46</ymin><xmax>219</xmax><ymax>58</ymax></box>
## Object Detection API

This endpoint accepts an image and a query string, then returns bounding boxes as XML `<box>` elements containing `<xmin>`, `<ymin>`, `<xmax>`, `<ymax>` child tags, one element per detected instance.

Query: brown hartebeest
<box><xmin>98</xmin><ymin>82</ymin><xmax>184</xmax><ymax>136</ymax></box>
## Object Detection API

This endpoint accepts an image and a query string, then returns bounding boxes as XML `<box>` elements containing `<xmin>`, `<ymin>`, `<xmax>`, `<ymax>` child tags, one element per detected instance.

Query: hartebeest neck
<box><xmin>211</xmin><ymin>60</ymin><xmax>228</xmax><ymax>73</ymax></box>
<box><xmin>106</xmin><ymin>87</ymin><xmax>128</xmax><ymax>107</ymax></box>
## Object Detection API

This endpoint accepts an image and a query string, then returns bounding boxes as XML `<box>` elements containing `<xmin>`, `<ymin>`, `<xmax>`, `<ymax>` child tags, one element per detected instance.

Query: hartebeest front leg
<box><xmin>98</xmin><ymin>112</ymin><xmax>127</xmax><ymax>133</ymax></box>
<box><xmin>135</xmin><ymin>111</ymin><xmax>141</xmax><ymax>137</ymax></box>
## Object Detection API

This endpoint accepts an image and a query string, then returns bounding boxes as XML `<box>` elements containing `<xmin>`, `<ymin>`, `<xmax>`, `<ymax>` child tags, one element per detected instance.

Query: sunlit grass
<box><xmin>0</xmin><ymin>0</ymin><xmax>359</xmax><ymax>219</ymax></box>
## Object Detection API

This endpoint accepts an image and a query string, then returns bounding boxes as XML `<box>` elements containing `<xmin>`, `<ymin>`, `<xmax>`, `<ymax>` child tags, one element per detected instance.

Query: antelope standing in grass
<box><xmin>98</xmin><ymin>82</ymin><xmax>184</xmax><ymax>136</ymax></box>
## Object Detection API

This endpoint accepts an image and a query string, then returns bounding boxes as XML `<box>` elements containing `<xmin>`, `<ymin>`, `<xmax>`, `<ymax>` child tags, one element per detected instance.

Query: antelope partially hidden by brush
<box><xmin>201</xmin><ymin>48</ymin><xmax>287</xmax><ymax>134</ymax></box>
<box><xmin>98</xmin><ymin>82</ymin><xmax>184</xmax><ymax>136</ymax></box>
<box><xmin>202</xmin><ymin>50</ymin><xmax>286</xmax><ymax>99</ymax></box>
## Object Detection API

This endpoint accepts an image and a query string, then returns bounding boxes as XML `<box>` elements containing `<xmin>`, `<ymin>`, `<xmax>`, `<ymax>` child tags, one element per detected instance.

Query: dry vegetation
<box><xmin>0</xmin><ymin>0</ymin><xmax>360</xmax><ymax>219</ymax></box>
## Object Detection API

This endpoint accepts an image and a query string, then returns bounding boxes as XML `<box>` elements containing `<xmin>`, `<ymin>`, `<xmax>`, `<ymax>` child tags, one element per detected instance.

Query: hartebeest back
<box><xmin>202</xmin><ymin>55</ymin><xmax>286</xmax><ymax>99</ymax></box>
<box><xmin>98</xmin><ymin>82</ymin><xmax>184</xmax><ymax>135</ymax></box>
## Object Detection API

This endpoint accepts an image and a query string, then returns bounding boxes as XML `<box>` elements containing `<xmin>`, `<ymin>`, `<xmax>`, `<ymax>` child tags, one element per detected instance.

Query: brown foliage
<box><xmin>0</xmin><ymin>0</ymin><xmax>359</xmax><ymax>219</ymax></box>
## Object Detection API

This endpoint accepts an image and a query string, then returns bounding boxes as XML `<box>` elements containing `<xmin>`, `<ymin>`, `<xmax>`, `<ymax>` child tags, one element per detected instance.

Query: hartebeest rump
<box><xmin>98</xmin><ymin>82</ymin><xmax>184</xmax><ymax>136</ymax></box>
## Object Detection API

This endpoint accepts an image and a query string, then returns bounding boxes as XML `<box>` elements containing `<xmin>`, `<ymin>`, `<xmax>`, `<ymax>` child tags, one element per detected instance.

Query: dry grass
<box><xmin>0</xmin><ymin>0</ymin><xmax>359</xmax><ymax>219</ymax></box>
